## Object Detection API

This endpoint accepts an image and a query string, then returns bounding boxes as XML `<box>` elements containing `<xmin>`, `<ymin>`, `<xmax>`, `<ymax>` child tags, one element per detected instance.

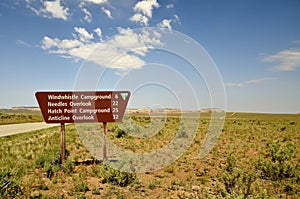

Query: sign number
<box><xmin>112</xmin><ymin>101</ymin><xmax>118</xmax><ymax>106</ymax></box>
<box><xmin>113</xmin><ymin>114</ymin><xmax>119</xmax><ymax>120</ymax></box>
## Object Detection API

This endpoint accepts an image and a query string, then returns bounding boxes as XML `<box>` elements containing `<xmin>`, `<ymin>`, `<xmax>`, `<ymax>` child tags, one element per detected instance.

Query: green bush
<box><xmin>99</xmin><ymin>164</ymin><xmax>136</xmax><ymax>187</ymax></box>
<box><xmin>256</xmin><ymin>141</ymin><xmax>298</xmax><ymax>181</ymax></box>
<box><xmin>220</xmin><ymin>154</ymin><xmax>257</xmax><ymax>197</ymax></box>
<box><xmin>63</xmin><ymin>158</ymin><xmax>74</xmax><ymax>175</ymax></box>
<box><xmin>115</xmin><ymin>127</ymin><xmax>127</xmax><ymax>138</ymax></box>
<box><xmin>34</xmin><ymin>147</ymin><xmax>62</xmax><ymax>178</ymax></box>
<box><xmin>0</xmin><ymin>169</ymin><xmax>23</xmax><ymax>198</ymax></box>
<box><xmin>72</xmin><ymin>181</ymin><xmax>89</xmax><ymax>193</ymax></box>
<box><xmin>222</xmin><ymin>171</ymin><xmax>241</xmax><ymax>194</ymax></box>
<box><xmin>178</xmin><ymin>126</ymin><xmax>188</xmax><ymax>138</ymax></box>
<box><xmin>225</xmin><ymin>154</ymin><xmax>237</xmax><ymax>173</ymax></box>
<box><xmin>268</xmin><ymin>142</ymin><xmax>295</xmax><ymax>164</ymax></box>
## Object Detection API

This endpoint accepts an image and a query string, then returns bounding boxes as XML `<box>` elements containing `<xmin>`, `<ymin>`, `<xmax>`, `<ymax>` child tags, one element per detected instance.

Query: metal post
<box><xmin>61</xmin><ymin>123</ymin><xmax>65</xmax><ymax>164</ymax></box>
<box><xmin>103</xmin><ymin>122</ymin><xmax>107</xmax><ymax>160</ymax></box>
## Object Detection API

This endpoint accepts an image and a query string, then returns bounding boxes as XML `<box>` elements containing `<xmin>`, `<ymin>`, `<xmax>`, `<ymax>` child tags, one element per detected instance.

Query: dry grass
<box><xmin>0</xmin><ymin>109</ymin><xmax>43</xmax><ymax>125</ymax></box>
<box><xmin>0</xmin><ymin>112</ymin><xmax>299</xmax><ymax>198</ymax></box>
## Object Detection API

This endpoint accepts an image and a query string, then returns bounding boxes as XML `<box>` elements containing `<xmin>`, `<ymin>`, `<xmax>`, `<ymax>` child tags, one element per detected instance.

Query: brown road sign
<box><xmin>35</xmin><ymin>91</ymin><xmax>130</xmax><ymax>123</ymax></box>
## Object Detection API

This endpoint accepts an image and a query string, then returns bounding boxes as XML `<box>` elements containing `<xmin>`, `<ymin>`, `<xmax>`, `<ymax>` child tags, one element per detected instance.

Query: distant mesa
<box><xmin>126</xmin><ymin>108</ymin><xmax>224</xmax><ymax>114</ymax></box>
<box><xmin>199</xmin><ymin>108</ymin><xmax>224</xmax><ymax>113</ymax></box>
<box><xmin>126</xmin><ymin>108</ymin><xmax>182</xmax><ymax>114</ymax></box>
<box><xmin>126</xmin><ymin>108</ymin><xmax>152</xmax><ymax>114</ymax></box>
<box><xmin>11</xmin><ymin>106</ymin><xmax>40</xmax><ymax>111</ymax></box>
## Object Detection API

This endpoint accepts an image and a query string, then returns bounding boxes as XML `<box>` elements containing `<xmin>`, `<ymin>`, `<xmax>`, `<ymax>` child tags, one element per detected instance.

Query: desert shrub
<box><xmin>268</xmin><ymin>142</ymin><xmax>295</xmax><ymax>163</ymax></box>
<box><xmin>284</xmin><ymin>180</ymin><xmax>299</xmax><ymax>195</ymax></box>
<box><xmin>72</xmin><ymin>180</ymin><xmax>89</xmax><ymax>193</ymax></box>
<box><xmin>220</xmin><ymin>154</ymin><xmax>257</xmax><ymax>197</ymax></box>
<box><xmin>99</xmin><ymin>164</ymin><xmax>136</xmax><ymax>187</ymax></box>
<box><xmin>178</xmin><ymin>126</ymin><xmax>188</xmax><ymax>138</ymax></box>
<box><xmin>63</xmin><ymin>158</ymin><xmax>74</xmax><ymax>175</ymax></box>
<box><xmin>115</xmin><ymin>127</ymin><xmax>127</xmax><ymax>138</ymax></box>
<box><xmin>256</xmin><ymin>141</ymin><xmax>298</xmax><ymax>181</ymax></box>
<box><xmin>34</xmin><ymin>147</ymin><xmax>61</xmax><ymax>178</ymax></box>
<box><xmin>0</xmin><ymin>169</ymin><xmax>23</xmax><ymax>198</ymax></box>
<box><xmin>225</xmin><ymin>154</ymin><xmax>237</xmax><ymax>173</ymax></box>
<box><xmin>222</xmin><ymin>171</ymin><xmax>241</xmax><ymax>194</ymax></box>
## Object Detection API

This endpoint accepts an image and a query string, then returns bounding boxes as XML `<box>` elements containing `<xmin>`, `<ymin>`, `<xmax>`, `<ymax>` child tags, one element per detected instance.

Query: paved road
<box><xmin>0</xmin><ymin>122</ymin><xmax>58</xmax><ymax>137</ymax></box>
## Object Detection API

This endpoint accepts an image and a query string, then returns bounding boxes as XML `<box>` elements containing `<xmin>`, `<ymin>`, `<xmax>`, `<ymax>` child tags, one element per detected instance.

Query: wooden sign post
<box><xmin>36</xmin><ymin>91</ymin><xmax>130</xmax><ymax>163</ymax></box>
<box><xmin>103</xmin><ymin>122</ymin><xmax>107</xmax><ymax>160</ymax></box>
<box><xmin>61</xmin><ymin>123</ymin><xmax>65</xmax><ymax>164</ymax></box>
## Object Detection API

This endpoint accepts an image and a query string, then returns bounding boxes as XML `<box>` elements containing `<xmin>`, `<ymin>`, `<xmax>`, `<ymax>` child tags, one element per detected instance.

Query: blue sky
<box><xmin>0</xmin><ymin>0</ymin><xmax>300</xmax><ymax>113</ymax></box>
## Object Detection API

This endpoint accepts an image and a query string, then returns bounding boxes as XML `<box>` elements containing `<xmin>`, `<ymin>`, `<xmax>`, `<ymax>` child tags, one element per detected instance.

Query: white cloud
<box><xmin>82</xmin><ymin>8</ymin><xmax>92</xmax><ymax>23</ymax></box>
<box><xmin>26</xmin><ymin>0</ymin><xmax>108</xmax><ymax>21</ymax></box>
<box><xmin>41</xmin><ymin>36</ymin><xmax>82</xmax><ymax>52</ymax></box>
<box><xmin>166</xmin><ymin>4</ymin><xmax>174</xmax><ymax>9</ymax></box>
<box><xmin>158</xmin><ymin>15</ymin><xmax>181</xmax><ymax>30</ymax></box>
<box><xmin>73</xmin><ymin>27</ymin><xmax>94</xmax><ymax>42</ymax></box>
<box><xmin>41</xmin><ymin>36</ymin><xmax>59</xmax><ymax>50</ymax></box>
<box><xmin>68</xmin><ymin>42</ymin><xmax>99</xmax><ymax>60</ymax></box>
<box><xmin>130</xmin><ymin>13</ymin><xmax>149</xmax><ymax>26</ymax></box>
<box><xmin>158</xmin><ymin>19</ymin><xmax>172</xmax><ymax>30</ymax></box>
<box><xmin>113</xmin><ymin>27</ymin><xmax>162</xmax><ymax>56</ymax></box>
<box><xmin>173</xmin><ymin>14</ymin><xmax>181</xmax><ymax>24</ymax></box>
<box><xmin>225</xmin><ymin>77</ymin><xmax>276</xmax><ymax>87</ymax></box>
<box><xmin>101</xmin><ymin>7</ymin><xmax>113</xmax><ymax>19</ymax></box>
<box><xmin>93</xmin><ymin>28</ymin><xmax>102</xmax><ymax>38</ymax></box>
<box><xmin>133</xmin><ymin>0</ymin><xmax>159</xmax><ymax>18</ymax></box>
<box><xmin>41</xmin><ymin>27</ymin><xmax>163</xmax><ymax>71</ymax></box>
<box><xmin>16</xmin><ymin>40</ymin><xmax>31</xmax><ymax>47</ymax></box>
<box><xmin>44</xmin><ymin>0</ymin><xmax>69</xmax><ymax>20</ymax></box>
<box><xmin>28</xmin><ymin>0</ymin><xmax>69</xmax><ymax>20</ymax></box>
<box><xmin>79</xmin><ymin>1</ymin><xmax>111</xmax><ymax>23</ymax></box>
<box><xmin>82</xmin><ymin>0</ymin><xmax>107</xmax><ymax>4</ymax></box>
<box><xmin>262</xmin><ymin>49</ymin><xmax>300</xmax><ymax>72</ymax></box>
<box><xmin>130</xmin><ymin>0</ymin><xmax>160</xmax><ymax>26</ymax></box>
